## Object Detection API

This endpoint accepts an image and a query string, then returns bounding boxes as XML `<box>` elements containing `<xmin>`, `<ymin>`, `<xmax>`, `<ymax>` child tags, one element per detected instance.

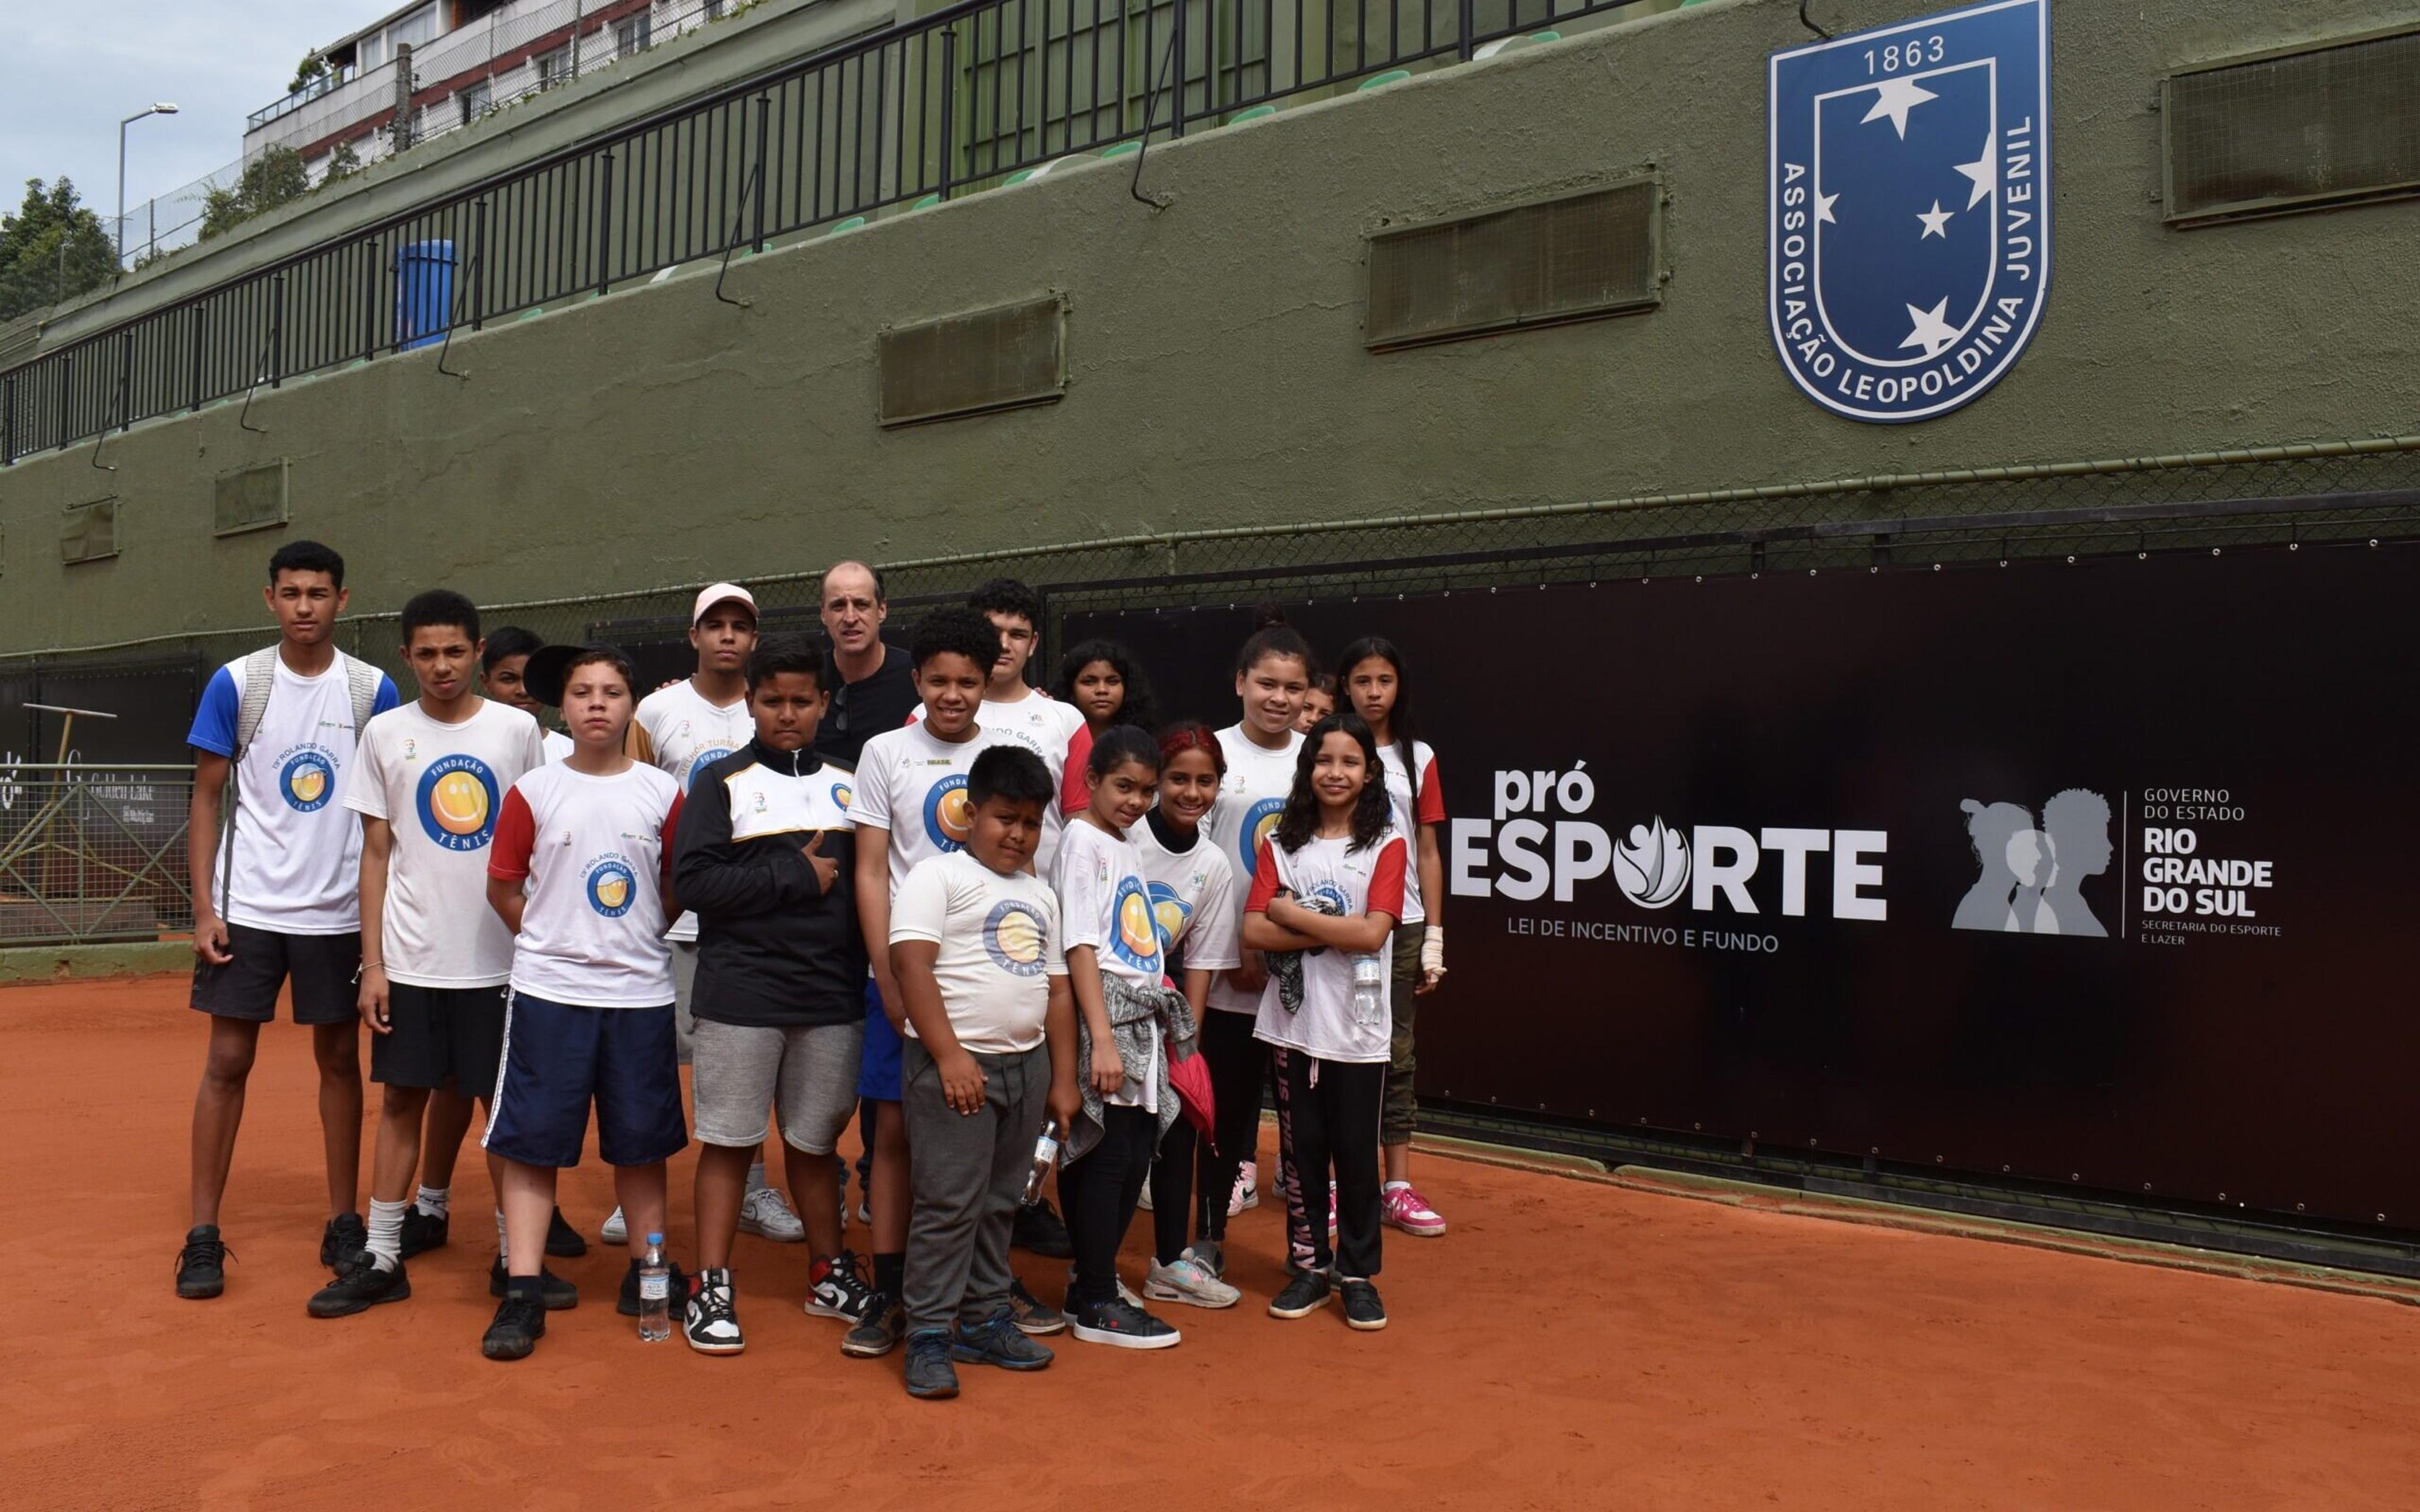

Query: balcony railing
<box><xmin>4</xmin><ymin>0</ymin><xmax>1657</xmax><ymax>466</ymax></box>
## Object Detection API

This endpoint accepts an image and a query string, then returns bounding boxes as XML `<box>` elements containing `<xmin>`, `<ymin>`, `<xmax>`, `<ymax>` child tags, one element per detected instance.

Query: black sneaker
<box><xmin>1068</xmin><ymin>1296</ymin><xmax>1181</xmax><ymax>1350</ymax></box>
<box><xmin>1011</xmin><ymin>1198</ymin><xmax>1074</xmax><ymax>1259</ymax></box>
<box><xmin>398</xmin><ymin>1208</ymin><xmax>449</xmax><ymax>1259</ymax></box>
<box><xmin>904</xmin><ymin>1328</ymin><xmax>960</xmax><ymax>1399</ymax></box>
<box><xmin>544</xmin><ymin>1206</ymin><xmax>587</xmax><ymax>1259</ymax></box>
<box><xmin>804</xmin><ymin>1250</ymin><xmax>877</xmax><ymax>1321</ymax></box>
<box><xmin>841</xmin><ymin>1291</ymin><xmax>905</xmax><ymax>1358</ymax></box>
<box><xmin>684</xmin><ymin>1269</ymin><xmax>745</xmax><ymax>1355</ymax></box>
<box><xmin>1339</xmin><ymin>1277</ymin><xmax>1388</xmax><ymax>1331</ymax></box>
<box><xmin>320</xmin><ymin>1212</ymin><xmax>368</xmax><ymax>1271</ymax></box>
<box><xmin>490</xmin><ymin>1257</ymin><xmax>580</xmax><ymax>1311</ymax></box>
<box><xmin>1007</xmin><ymin>1277</ymin><xmax>1066</xmax><ymax>1335</ymax></box>
<box><xmin>175</xmin><ymin>1225</ymin><xmax>230</xmax><ymax>1300</ymax></box>
<box><xmin>1268</xmin><ymin>1268</ymin><xmax>1333</xmax><ymax>1319</ymax></box>
<box><xmin>481</xmin><ymin>1292</ymin><xmax>546</xmax><ymax>1361</ymax></box>
<box><xmin>618</xmin><ymin>1258</ymin><xmax>689</xmax><ymax>1320</ymax></box>
<box><xmin>309</xmin><ymin>1252</ymin><xmax>412</xmax><ymax>1318</ymax></box>
<box><xmin>954</xmin><ymin>1308</ymin><xmax>1056</xmax><ymax>1370</ymax></box>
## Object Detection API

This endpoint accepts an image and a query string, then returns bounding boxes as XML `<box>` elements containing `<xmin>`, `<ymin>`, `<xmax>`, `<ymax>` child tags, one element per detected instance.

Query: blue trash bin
<box><xmin>396</xmin><ymin>240</ymin><xmax>456</xmax><ymax>351</ymax></box>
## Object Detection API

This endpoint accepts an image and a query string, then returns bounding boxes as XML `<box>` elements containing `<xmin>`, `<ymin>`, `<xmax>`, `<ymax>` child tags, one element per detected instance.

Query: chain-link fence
<box><xmin>4</xmin><ymin>437</ymin><xmax>2417</xmax><ymax>740</ymax></box>
<box><xmin>0</xmin><ymin>765</ymin><xmax>194</xmax><ymax>946</ymax></box>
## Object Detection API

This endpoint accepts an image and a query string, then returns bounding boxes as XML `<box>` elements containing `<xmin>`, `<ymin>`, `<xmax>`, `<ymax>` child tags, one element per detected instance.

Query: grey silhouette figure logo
<box><xmin>1955</xmin><ymin>789</ymin><xmax>2111</xmax><ymax>937</ymax></box>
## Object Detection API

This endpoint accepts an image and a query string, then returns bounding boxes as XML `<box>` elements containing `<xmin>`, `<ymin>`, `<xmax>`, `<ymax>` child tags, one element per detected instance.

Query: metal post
<box><xmin>596</xmin><ymin>150</ymin><xmax>614</xmax><ymax>295</ymax></box>
<box><xmin>1458</xmin><ymin>0</ymin><xmax>1474</xmax><ymax>62</ymax></box>
<box><xmin>269</xmin><ymin>273</ymin><xmax>286</xmax><ymax>389</ymax></box>
<box><xmin>188</xmin><ymin>304</ymin><xmax>205</xmax><ymax>410</ymax></box>
<box><xmin>938</xmin><ymin>30</ymin><xmax>956</xmax><ymax>202</ymax></box>
<box><xmin>393</xmin><ymin>43</ymin><xmax>416</xmax><ymax>154</ymax></box>
<box><xmin>471</xmin><ymin>201</ymin><xmax>488</xmax><ymax>331</ymax></box>
<box><xmin>3</xmin><ymin>375</ymin><xmax>14</xmax><ymax>466</ymax></box>
<box><xmin>753</xmin><ymin>95</ymin><xmax>770</xmax><ymax>253</ymax></box>
<box><xmin>117</xmin><ymin>331</ymin><xmax>132</xmax><ymax>432</ymax></box>
<box><xmin>1172</xmin><ymin>0</ymin><xmax>1188</xmax><ymax>138</ymax></box>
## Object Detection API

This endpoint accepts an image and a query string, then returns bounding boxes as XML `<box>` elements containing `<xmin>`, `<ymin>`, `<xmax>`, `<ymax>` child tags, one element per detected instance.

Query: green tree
<box><xmin>0</xmin><ymin>177</ymin><xmax>116</xmax><ymax>322</ymax></box>
<box><xmin>197</xmin><ymin>147</ymin><xmax>311</xmax><ymax>241</ymax></box>
<box><xmin>288</xmin><ymin>53</ymin><xmax>330</xmax><ymax>95</ymax></box>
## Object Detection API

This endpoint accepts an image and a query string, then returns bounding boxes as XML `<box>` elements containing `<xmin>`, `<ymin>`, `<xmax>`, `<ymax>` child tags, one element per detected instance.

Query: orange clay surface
<box><xmin>5</xmin><ymin>976</ymin><xmax>2419</xmax><ymax>1511</ymax></box>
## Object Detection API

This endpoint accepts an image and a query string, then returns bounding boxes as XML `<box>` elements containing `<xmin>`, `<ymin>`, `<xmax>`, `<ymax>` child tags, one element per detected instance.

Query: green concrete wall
<box><xmin>0</xmin><ymin>942</ymin><xmax>190</xmax><ymax>985</ymax></box>
<box><xmin>3</xmin><ymin>0</ymin><xmax>2416</xmax><ymax>658</ymax></box>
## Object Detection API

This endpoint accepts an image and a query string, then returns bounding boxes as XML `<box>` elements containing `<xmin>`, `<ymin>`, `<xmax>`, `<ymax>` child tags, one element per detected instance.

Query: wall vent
<box><xmin>2165</xmin><ymin>27</ymin><xmax>2420</xmax><ymax>226</ymax></box>
<box><xmin>879</xmin><ymin>296</ymin><xmax>1067</xmax><ymax>427</ymax></box>
<box><xmin>60</xmin><ymin>498</ymin><xmax>118</xmax><ymax>564</ymax></box>
<box><xmin>1365</xmin><ymin>178</ymin><xmax>1662</xmax><ymax>351</ymax></box>
<box><xmin>214</xmin><ymin>459</ymin><xmax>291</xmax><ymax>537</ymax></box>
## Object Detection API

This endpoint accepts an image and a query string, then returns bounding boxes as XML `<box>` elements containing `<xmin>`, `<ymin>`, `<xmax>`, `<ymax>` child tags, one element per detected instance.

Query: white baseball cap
<box><xmin>691</xmin><ymin>582</ymin><xmax>757</xmax><ymax>625</ymax></box>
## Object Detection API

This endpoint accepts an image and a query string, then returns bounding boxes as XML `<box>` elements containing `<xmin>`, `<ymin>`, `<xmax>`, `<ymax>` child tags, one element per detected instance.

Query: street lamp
<box><xmin>117</xmin><ymin>103</ymin><xmax>179</xmax><ymax>268</ymax></box>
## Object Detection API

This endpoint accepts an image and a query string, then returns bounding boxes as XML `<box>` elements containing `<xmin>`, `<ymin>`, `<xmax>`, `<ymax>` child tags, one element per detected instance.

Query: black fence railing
<box><xmin>1</xmin><ymin>0</ymin><xmax>1659</xmax><ymax>466</ymax></box>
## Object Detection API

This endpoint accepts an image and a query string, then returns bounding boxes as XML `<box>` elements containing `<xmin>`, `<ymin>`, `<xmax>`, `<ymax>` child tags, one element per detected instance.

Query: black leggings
<box><xmin>1150</xmin><ymin>1114</ymin><xmax>1196</xmax><ymax>1264</ymax></box>
<box><xmin>1275</xmin><ymin>1052</ymin><xmax>1385</xmax><ymax>1279</ymax></box>
<box><xmin>1194</xmin><ymin>1010</ymin><xmax>1265</xmax><ymax>1242</ymax></box>
<box><xmin>1057</xmin><ymin>1105</ymin><xmax>1155</xmax><ymax>1309</ymax></box>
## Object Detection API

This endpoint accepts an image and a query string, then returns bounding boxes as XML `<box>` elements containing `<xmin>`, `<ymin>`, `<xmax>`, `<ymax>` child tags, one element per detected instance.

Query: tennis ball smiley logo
<box><xmin>415</xmin><ymin>755</ymin><xmax>500</xmax><ymax>850</ymax></box>
<box><xmin>586</xmin><ymin>857</ymin><xmax>638</xmax><ymax>917</ymax></box>
<box><xmin>1238</xmin><ymin>796</ymin><xmax>1287</xmax><ymax>877</ymax></box>
<box><xmin>1112</xmin><ymin>876</ymin><xmax>1160</xmax><ymax>970</ymax></box>
<box><xmin>831</xmin><ymin>782</ymin><xmax>854</xmax><ymax>811</ymax></box>
<box><xmin>923</xmin><ymin>775</ymin><xmax>976</xmax><ymax>852</ymax></box>
<box><xmin>280</xmin><ymin>750</ymin><xmax>335</xmax><ymax>812</ymax></box>
<box><xmin>983</xmin><ymin>900</ymin><xmax>1048</xmax><ymax>977</ymax></box>
<box><xmin>1148</xmin><ymin>881</ymin><xmax>1192</xmax><ymax>954</ymax></box>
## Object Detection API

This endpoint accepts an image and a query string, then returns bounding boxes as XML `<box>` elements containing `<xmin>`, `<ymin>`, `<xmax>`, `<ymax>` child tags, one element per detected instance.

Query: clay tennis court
<box><xmin>8</xmin><ymin>976</ymin><xmax>2417</xmax><ymax>1510</ymax></box>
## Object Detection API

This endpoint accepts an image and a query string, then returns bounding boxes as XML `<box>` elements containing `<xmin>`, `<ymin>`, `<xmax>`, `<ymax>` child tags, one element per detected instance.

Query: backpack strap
<box><xmin>219</xmin><ymin>647</ymin><xmax>281</xmax><ymax>918</ymax></box>
<box><xmin>342</xmin><ymin>654</ymin><xmax>381</xmax><ymax>743</ymax></box>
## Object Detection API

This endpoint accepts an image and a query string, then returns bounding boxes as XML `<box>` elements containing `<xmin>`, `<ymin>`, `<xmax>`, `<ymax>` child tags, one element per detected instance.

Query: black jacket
<box><xmin>674</xmin><ymin>738</ymin><xmax>867</xmax><ymax>1028</ymax></box>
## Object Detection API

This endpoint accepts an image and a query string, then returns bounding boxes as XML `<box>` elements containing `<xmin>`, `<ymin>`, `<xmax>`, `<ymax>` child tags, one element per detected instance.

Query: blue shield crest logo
<box><xmin>1768</xmin><ymin>0</ymin><xmax>2050</xmax><ymax>423</ymax></box>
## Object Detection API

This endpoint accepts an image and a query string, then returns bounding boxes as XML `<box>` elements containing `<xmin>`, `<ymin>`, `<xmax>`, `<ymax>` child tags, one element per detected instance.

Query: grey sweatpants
<box><xmin>902</xmin><ymin>1038</ymin><xmax>1051</xmax><ymax>1334</ymax></box>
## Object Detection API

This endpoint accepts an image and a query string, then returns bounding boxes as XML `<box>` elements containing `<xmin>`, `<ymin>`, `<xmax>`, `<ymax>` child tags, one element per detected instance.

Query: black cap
<box><xmin>522</xmin><ymin>643</ymin><xmax>627</xmax><ymax>707</ymax></box>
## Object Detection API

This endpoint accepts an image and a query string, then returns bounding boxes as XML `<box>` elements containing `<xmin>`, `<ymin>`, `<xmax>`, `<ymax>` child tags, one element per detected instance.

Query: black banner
<box><xmin>1067</xmin><ymin>546</ymin><xmax>2419</xmax><ymax>1230</ymax></box>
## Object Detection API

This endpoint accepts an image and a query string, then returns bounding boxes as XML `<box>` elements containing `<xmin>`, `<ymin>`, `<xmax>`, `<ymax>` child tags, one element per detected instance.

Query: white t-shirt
<box><xmin>1202</xmin><ymin>724</ymin><xmax>1302</xmax><ymax>1014</ymax></box>
<box><xmin>488</xmin><ymin>762</ymin><xmax>684</xmax><ymax>1007</ymax></box>
<box><xmin>1056</xmin><ymin>816</ymin><xmax>1170</xmax><ymax>1111</ymax></box>
<box><xmin>1247</xmin><ymin>828</ymin><xmax>1410</xmax><ymax>1065</ymax></box>
<box><xmin>1374</xmin><ymin>739</ymin><xmax>1446</xmax><ymax>927</ymax></box>
<box><xmin>635</xmin><ymin>679</ymin><xmax>753</xmax><ymax>942</ymax></box>
<box><xmin>342</xmin><ymin>699</ymin><xmax>546</xmax><ymax>988</ymax></box>
<box><xmin>850</xmin><ymin>719</ymin><xmax>1023</xmax><ymax>898</ymax></box>
<box><xmin>890</xmin><ymin>850</ymin><xmax>1067</xmax><ymax>1055</ymax></box>
<box><xmin>542</xmin><ymin>728</ymin><xmax>573</xmax><ymax>763</ymax></box>
<box><xmin>1134</xmin><ymin>821</ymin><xmax>1242</xmax><ymax>974</ymax></box>
<box><xmin>187</xmin><ymin>648</ymin><xmax>401</xmax><ymax>935</ymax></box>
<box><xmin>916</xmin><ymin>692</ymin><xmax>1085</xmax><ymax>873</ymax></box>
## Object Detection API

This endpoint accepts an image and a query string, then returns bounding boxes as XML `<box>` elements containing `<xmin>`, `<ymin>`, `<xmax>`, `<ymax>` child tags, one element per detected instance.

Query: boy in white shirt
<box><xmin>311</xmin><ymin>592</ymin><xmax>550</xmax><ymax>1320</ymax></box>
<box><xmin>890</xmin><ymin>746</ymin><xmax>1080</xmax><ymax>1399</ymax></box>
<box><xmin>177</xmin><ymin>541</ymin><xmax>400</xmax><ymax>1301</ymax></box>
<box><xmin>481</xmin><ymin>647</ymin><xmax>689</xmax><ymax>1362</ymax></box>
<box><xmin>914</xmin><ymin>579</ymin><xmax>1086</xmax><ymax>876</ymax></box>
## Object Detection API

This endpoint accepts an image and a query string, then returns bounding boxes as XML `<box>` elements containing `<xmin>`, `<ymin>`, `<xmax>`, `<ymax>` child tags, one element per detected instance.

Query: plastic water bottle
<box><xmin>1350</xmin><ymin>951</ymin><xmax>1385</xmax><ymax>1027</ymax></box>
<box><xmin>1022</xmin><ymin>1122</ymin><xmax>1062</xmax><ymax>1205</ymax></box>
<box><xmin>638</xmin><ymin>1232</ymin><xmax>672</xmax><ymax>1342</ymax></box>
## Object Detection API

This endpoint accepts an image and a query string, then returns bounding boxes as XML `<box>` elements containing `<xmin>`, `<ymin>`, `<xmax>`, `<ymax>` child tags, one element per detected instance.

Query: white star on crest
<box><xmin>1861</xmin><ymin>77</ymin><xmax>1939</xmax><ymax>139</ymax></box>
<box><xmin>1954</xmin><ymin>134</ymin><xmax>1997</xmax><ymax>209</ymax></box>
<box><xmin>1916</xmin><ymin>200</ymin><xmax>1953</xmax><ymax>239</ymax></box>
<box><xmin>1899</xmin><ymin>298</ymin><xmax>1959</xmax><ymax>358</ymax></box>
<box><xmin>1816</xmin><ymin>191</ymin><xmax>1839</xmax><ymax>225</ymax></box>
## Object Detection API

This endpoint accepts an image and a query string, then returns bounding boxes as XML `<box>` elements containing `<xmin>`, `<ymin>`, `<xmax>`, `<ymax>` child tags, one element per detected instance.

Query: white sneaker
<box><xmin>1067</xmin><ymin>1265</ymin><xmax>1146</xmax><ymax>1309</ymax></box>
<box><xmin>1137</xmin><ymin>1183</ymin><xmax>1154</xmax><ymax>1211</ymax></box>
<box><xmin>1145</xmin><ymin>1249</ymin><xmax>1242</xmax><ymax>1310</ymax></box>
<box><xmin>737</xmin><ymin>1184</ymin><xmax>807</xmax><ymax>1243</ymax></box>
<box><xmin>1230</xmin><ymin>1160</ymin><xmax>1259</xmax><ymax>1217</ymax></box>
<box><xmin>600</xmin><ymin>1206</ymin><xmax>627</xmax><ymax>1245</ymax></box>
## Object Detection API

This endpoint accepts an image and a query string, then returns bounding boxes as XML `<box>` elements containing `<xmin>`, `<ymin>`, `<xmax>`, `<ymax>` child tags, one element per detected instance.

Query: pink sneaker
<box><xmin>1382</xmin><ymin>1184</ymin><xmax>1447</xmax><ymax>1237</ymax></box>
<box><xmin>1229</xmin><ymin>1161</ymin><xmax>1258</xmax><ymax>1218</ymax></box>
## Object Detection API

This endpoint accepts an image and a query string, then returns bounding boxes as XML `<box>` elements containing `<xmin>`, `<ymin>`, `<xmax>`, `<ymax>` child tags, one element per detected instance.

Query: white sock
<box><xmin>495</xmin><ymin>1209</ymin><xmax>509</xmax><ymax>1264</ymax></box>
<box><xmin>415</xmin><ymin>1184</ymin><xmax>450</xmax><ymax>1219</ymax></box>
<box><xmin>367</xmin><ymin>1198</ymin><xmax>409</xmax><ymax>1273</ymax></box>
<box><xmin>1384</xmin><ymin>1181</ymin><xmax>1410</xmax><ymax>1193</ymax></box>
<box><xmin>747</xmin><ymin>1160</ymin><xmax>768</xmax><ymax>1194</ymax></box>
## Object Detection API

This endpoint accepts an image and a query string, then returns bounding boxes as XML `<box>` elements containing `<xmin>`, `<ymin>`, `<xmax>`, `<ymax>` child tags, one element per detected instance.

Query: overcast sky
<box><xmin>2</xmin><ymin>3</ymin><xmax>378</xmax><ymax>224</ymax></box>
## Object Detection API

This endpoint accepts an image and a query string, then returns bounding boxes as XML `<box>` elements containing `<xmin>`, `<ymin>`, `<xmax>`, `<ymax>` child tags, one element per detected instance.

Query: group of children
<box><xmin>172</xmin><ymin>542</ymin><xmax>1451</xmax><ymax>1398</ymax></box>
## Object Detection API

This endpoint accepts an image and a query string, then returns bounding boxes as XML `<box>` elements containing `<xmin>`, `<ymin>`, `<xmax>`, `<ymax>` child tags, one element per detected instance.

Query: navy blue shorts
<box><xmin>858</xmin><ymin>978</ymin><xmax>902</xmax><ymax>1102</ymax></box>
<box><xmin>484</xmin><ymin>990</ymin><xmax>688</xmax><ymax>1169</ymax></box>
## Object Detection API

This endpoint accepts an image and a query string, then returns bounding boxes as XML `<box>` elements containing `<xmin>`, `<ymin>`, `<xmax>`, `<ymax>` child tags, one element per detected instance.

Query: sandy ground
<box><xmin>4</xmin><ymin>975</ymin><xmax>2417</xmax><ymax>1511</ymax></box>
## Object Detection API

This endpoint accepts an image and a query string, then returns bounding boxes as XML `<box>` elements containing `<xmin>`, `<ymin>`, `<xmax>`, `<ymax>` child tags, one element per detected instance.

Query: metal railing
<box><xmin>1</xmin><ymin>0</ymin><xmax>1658</xmax><ymax>464</ymax></box>
<box><xmin>0</xmin><ymin>765</ymin><xmax>194</xmax><ymax>947</ymax></box>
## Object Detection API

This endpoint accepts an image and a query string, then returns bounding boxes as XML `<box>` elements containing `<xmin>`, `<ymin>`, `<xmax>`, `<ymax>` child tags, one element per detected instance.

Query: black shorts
<box><xmin>189</xmin><ymin>923</ymin><xmax>360</xmax><ymax>1026</ymax></box>
<box><xmin>372</xmin><ymin>983</ymin><xmax>508</xmax><ymax>1096</ymax></box>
